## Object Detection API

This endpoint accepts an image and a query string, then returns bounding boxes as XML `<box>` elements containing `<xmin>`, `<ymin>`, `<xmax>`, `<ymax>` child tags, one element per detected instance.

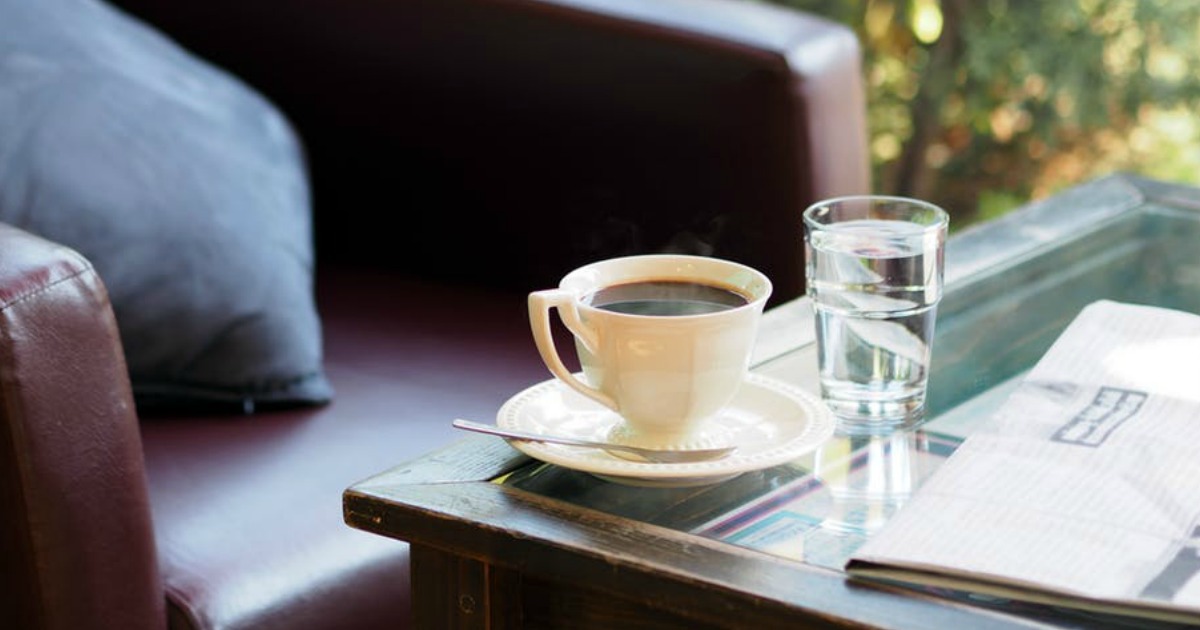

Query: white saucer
<box><xmin>496</xmin><ymin>373</ymin><xmax>835</xmax><ymax>487</ymax></box>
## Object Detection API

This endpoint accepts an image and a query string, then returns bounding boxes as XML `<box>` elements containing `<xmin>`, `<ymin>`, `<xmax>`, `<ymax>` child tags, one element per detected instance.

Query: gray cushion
<box><xmin>0</xmin><ymin>0</ymin><xmax>332</xmax><ymax>408</ymax></box>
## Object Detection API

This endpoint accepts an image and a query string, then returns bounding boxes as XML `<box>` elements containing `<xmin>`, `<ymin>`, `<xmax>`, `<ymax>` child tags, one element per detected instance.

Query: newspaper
<box><xmin>845</xmin><ymin>300</ymin><xmax>1200</xmax><ymax>625</ymax></box>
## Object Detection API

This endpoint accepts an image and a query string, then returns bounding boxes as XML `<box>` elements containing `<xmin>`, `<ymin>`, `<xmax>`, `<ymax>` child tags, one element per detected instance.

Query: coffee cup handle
<box><xmin>528</xmin><ymin>289</ymin><xmax>617</xmax><ymax>411</ymax></box>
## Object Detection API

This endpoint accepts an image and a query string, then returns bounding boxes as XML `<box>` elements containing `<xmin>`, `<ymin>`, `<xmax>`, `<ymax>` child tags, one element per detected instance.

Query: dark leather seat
<box><xmin>138</xmin><ymin>269</ymin><xmax>553</xmax><ymax>629</ymax></box>
<box><xmin>2</xmin><ymin>1</ymin><xmax>870</xmax><ymax>628</ymax></box>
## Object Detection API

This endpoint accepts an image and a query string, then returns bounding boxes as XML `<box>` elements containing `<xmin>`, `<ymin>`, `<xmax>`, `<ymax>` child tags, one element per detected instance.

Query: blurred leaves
<box><xmin>764</xmin><ymin>0</ymin><xmax>1200</xmax><ymax>228</ymax></box>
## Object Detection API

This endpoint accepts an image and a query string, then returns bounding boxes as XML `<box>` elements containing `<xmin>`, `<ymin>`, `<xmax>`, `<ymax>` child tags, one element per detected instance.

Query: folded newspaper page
<box><xmin>846</xmin><ymin>300</ymin><xmax>1200</xmax><ymax>625</ymax></box>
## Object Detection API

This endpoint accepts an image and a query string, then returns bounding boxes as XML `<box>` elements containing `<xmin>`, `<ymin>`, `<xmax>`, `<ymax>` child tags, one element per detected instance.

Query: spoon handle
<box><xmin>452</xmin><ymin>418</ymin><xmax>613</xmax><ymax>450</ymax></box>
<box><xmin>452</xmin><ymin>418</ymin><xmax>738</xmax><ymax>464</ymax></box>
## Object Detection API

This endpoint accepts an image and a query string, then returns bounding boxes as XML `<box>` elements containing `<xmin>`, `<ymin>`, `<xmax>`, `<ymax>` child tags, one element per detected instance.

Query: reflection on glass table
<box><xmin>501</xmin><ymin>421</ymin><xmax>963</xmax><ymax>572</ymax></box>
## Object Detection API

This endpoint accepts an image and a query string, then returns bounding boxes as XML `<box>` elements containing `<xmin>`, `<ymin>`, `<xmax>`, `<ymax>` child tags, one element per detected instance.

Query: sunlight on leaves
<box><xmin>763</xmin><ymin>0</ymin><xmax>1200</xmax><ymax>228</ymax></box>
<box><xmin>910</xmin><ymin>0</ymin><xmax>943</xmax><ymax>44</ymax></box>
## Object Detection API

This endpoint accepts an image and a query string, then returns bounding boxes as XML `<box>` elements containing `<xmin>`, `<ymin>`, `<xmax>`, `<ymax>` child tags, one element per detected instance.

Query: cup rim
<box><xmin>802</xmin><ymin>195</ymin><xmax>949</xmax><ymax>232</ymax></box>
<box><xmin>558</xmin><ymin>254</ymin><xmax>772</xmax><ymax>318</ymax></box>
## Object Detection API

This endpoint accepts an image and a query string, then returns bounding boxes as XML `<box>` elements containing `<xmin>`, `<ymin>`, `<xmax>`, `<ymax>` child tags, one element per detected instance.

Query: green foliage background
<box><xmin>764</xmin><ymin>0</ymin><xmax>1200</xmax><ymax>229</ymax></box>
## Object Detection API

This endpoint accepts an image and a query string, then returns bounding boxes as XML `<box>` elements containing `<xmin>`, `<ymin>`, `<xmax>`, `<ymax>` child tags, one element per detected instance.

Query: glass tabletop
<box><xmin>497</xmin><ymin>175</ymin><xmax>1200</xmax><ymax>579</ymax></box>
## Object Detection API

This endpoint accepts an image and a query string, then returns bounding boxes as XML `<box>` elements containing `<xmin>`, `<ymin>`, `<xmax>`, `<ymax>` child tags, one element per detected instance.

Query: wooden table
<box><xmin>344</xmin><ymin>175</ymin><xmax>1200</xmax><ymax>629</ymax></box>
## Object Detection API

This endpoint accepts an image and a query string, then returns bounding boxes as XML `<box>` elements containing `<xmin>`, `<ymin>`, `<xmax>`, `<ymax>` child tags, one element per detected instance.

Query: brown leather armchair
<box><xmin>1</xmin><ymin>1</ymin><xmax>869</xmax><ymax>628</ymax></box>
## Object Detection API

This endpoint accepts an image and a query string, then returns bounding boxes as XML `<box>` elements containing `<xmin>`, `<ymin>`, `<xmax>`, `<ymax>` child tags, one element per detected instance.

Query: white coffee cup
<box><xmin>528</xmin><ymin>254</ymin><xmax>772</xmax><ymax>450</ymax></box>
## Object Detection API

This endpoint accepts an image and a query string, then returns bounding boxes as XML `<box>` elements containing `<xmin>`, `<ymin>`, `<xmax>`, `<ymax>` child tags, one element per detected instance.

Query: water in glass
<box><xmin>807</xmin><ymin>218</ymin><xmax>943</xmax><ymax>430</ymax></box>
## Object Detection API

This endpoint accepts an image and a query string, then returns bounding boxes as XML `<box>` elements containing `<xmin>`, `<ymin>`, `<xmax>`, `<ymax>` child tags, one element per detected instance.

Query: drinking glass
<box><xmin>803</xmin><ymin>196</ymin><xmax>948</xmax><ymax>433</ymax></box>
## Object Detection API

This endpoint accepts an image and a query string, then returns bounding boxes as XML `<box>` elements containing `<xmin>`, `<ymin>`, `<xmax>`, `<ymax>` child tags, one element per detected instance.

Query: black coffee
<box><xmin>586</xmin><ymin>280</ymin><xmax>750</xmax><ymax>316</ymax></box>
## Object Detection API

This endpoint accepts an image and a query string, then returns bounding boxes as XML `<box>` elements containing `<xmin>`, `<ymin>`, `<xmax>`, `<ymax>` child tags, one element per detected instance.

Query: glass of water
<box><xmin>803</xmin><ymin>196</ymin><xmax>948</xmax><ymax>434</ymax></box>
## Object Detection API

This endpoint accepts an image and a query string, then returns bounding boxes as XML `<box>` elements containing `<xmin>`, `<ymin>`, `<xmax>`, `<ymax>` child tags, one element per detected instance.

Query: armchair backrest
<box><xmin>0</xmin><ymin>223</ymin><xmax>164</xmax><ymax>630</ymax></box>
<box><xmin>107</xmin><ymin>0</ymin><xmax>871</xmax><ymax>304</ymax></box>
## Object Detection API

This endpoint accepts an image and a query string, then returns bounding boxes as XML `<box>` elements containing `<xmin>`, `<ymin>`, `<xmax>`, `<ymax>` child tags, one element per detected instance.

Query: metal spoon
<box><xmin>451</xmin><ymin>418</ymin><xmax>737</xmax><ymax>464</ymax></box>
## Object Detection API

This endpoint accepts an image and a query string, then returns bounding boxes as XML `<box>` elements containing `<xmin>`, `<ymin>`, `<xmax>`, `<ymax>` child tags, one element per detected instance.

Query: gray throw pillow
<box><xmin>0</xmin><ymin>0</ymin><xmax>332</xmax><ymax>409</ymax></box>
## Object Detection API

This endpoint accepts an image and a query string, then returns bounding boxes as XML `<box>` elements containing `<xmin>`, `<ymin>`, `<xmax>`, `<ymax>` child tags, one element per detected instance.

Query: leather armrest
<box><xmin>0</xmin><ymin>223</ymin><xmax>163</xmax><ymax>630</ymax></box>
